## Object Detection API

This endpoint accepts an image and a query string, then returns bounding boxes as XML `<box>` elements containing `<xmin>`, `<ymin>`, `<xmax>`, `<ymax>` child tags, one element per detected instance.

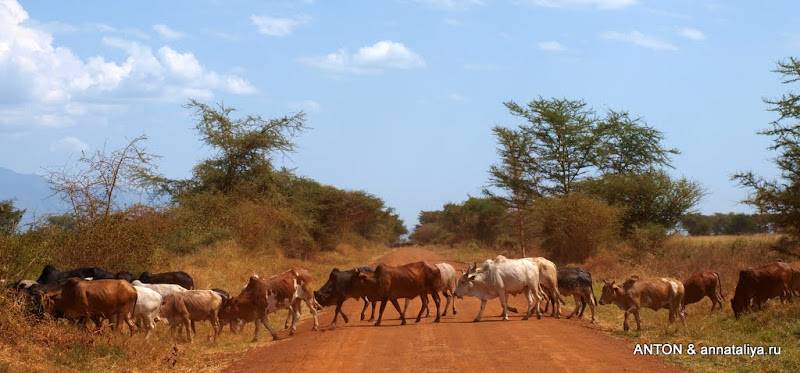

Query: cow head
<box><xmin>314</xmin><ymin>268</ymin><xmax>341</xmax><ymax>307</ymax></box>
<box><xmin>138</xmin><ymin>272</ymin><xmax>152</xmax><ymax>283</ymax></box>
<box><xmin>454</xmin><ymin>264</ymin><xmax>481</xmax><ymax>299</ymax></box>
<box><xmin>598</xmin><ymin>279</ymin><xmax>621</xmax><ymax>306</ymax></box>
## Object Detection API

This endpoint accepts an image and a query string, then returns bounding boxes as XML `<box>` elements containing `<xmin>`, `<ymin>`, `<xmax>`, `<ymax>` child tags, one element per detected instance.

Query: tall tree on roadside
<box><xmin>484</xmin><ymin>126</ymin><xmax>541</xmax><ymax>256</ymax></box>
<box><xmin>506</xmin><ymin>97</ymin><xmax>597</xmax><ymax>195</ymax></box>
<box><xmin>178</xmin><ymin>99</ymin><xmax>308</xmax><ymax>196</ymax></box>
<box><xmin>734</xmin><ymin>57</ymin><xmax>800</xmax><ymax>248</ymax></box>
<box><xmin>0</xmin><ymin>200</ymin><xmax>24</xmax><ymax>235</ymax></box>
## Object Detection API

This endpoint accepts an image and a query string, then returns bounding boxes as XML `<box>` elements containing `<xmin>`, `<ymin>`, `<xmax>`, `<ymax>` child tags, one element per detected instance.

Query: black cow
<box><xmin>35</xmin><ymin>265</ymin><xmax>115</xmax><ymax>284</ymax></box>
<box><xmin>138</xmin><ymin>271</ymin><xmax>194</xmax><ymax>290</ymax></box>
<box><xmin>315</xmin><ymin>267</ymin><xmax>378</xmax><ymax>325</ymax></box>
<box><xmin>556</xmin><ymin>267</ymin><xmax>597</xmax><ymax>323</ymax></box>
<box><xmin>115</xmin><ymin>271</ymin><xmax>136</xmax><ymax>283</ymax></box>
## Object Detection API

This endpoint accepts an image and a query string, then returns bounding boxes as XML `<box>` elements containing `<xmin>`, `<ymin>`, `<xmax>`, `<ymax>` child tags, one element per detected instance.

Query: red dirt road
<box><xmin>224</xmin><ymin>248</ymin><xmax>684</xmax><ymax>373</ymax></box>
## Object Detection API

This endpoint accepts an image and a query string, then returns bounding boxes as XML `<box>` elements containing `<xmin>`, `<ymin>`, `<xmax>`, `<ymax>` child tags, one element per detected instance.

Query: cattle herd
<box><xmin>8</xmin><ymin>256</ymin><xmax>800</xmax><ymax>344</ymax></box>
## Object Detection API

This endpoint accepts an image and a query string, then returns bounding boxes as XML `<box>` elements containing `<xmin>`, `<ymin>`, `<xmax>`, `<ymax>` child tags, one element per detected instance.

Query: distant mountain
<box><xmin>0</xmin><ymin>167</ymin><xmax>64</xmax><ymax>224</ymax></box>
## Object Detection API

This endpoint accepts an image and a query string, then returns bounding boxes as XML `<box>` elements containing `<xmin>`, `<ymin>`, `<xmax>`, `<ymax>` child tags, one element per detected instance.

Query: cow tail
<box><xmin>591</xmin><ymin>281</ymin><xmax>598</xmax><ymax>307</ymax></box>
<box><xmin>715</xmin><ymin>272</ymin><xmax>724</xmax><ymax>300</ymax></box>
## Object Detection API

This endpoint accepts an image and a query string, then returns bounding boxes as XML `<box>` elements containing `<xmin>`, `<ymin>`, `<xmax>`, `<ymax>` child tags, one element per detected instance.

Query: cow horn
<box><xmin>353</xmin><ymin>267</ymin><xmax>359</xmax><ymax>274</ymax></box>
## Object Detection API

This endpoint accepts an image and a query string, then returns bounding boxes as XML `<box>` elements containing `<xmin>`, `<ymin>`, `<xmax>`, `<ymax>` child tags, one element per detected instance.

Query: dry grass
<box><xmin>0</xmin><ymin>240</ymin><xmax>389</xmax><ymax>373</ymax></box>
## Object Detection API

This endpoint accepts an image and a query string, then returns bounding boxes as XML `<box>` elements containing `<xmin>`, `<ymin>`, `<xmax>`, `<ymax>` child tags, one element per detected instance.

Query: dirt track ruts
<box><xmin>223</xmin><ymin>248</ymin><xmax>685</xmax><ymax>373</ymax></box>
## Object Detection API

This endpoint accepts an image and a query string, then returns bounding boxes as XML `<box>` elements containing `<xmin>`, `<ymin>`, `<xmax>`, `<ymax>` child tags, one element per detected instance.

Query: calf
<box><xmin>599</xmin><ymin>276</ymin><xmax>685</xmax><ymax>331</ymax></box>
<box><xmin>355</xmin><ymin>261</ymin><xmax>442</xmax><ymax>326</ymax></box>
<box><xmin>133</xmin><ymin>286</ymin><xmax>162</xmax><ymax>338</ymax></box>
<box><xmin>138</xmin><ymin>271</ymin><xmax>194</xmax><ymax>290</ymax></box>
<box><xmin>36</xmin><ymin>265</ymin><xmax>115</xmax><ymax>284</ymax></box>
<box><xmin>315</xmin><ymin>267</ymin><xmax>376</xmax><ymax>325</ymax></box>
<box><xmin>221</xmin><ymin>268</ymin><xmax>319</xmax><ymax>341</ymax></box>
<box><xmin>731</xmin><ymin>261</ymin><xmax>793</xmax><ymax>318</ymax></box>
<box><xmin>159</xmin><ymin>290</ymin><xmax>223</xmax><ymax>343</ymax></box>
<box><xmin>45</xmin><ymin>278</ymin><xmax>137</xmax><ymax>334</ymax></box>
<box><xmin>556</xmin><ymin>267</ymin><xmax>597</xmax><ymax>323</ymax></box>
<box><xmin>454</xmin><ymin>256</ymin><xmax>542</xmax><ymax>322</ymax></box>
<box><xmin>682</xmin><ymin>270</ymin><xmax>724</xmax><ymax>312</ymax></box>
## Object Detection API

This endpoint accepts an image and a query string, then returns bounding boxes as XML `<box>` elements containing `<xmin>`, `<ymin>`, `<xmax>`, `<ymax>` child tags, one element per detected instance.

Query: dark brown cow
<box><xmin>682</xmin><ymin>270</ymin><xmax>724</xmax><ymax>312</ymax></box>
<box><xmin>731</xmin><ymin>261</ymin><xmax>793</xmax><ymax>318</ymax></box>
<box><xmin>353</xmin><ymin>261</ymin><xmax>442</xmax><ymax>326</ymax></box>
<box><xmin>45</xmin><ymin>278</ymin><xmax>137</xmax><ymax>334</ymax></box>
<box><xmin>221</xmin><ymin>268</ymin><xmax>319</xmax><ymax>341</ymax></box>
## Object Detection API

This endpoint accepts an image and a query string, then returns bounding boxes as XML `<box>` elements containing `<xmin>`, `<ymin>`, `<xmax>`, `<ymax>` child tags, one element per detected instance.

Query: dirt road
<box><xmin>224</xmin><ymin>248</ymin><xmax>684</xmax><ymax>373</ymax></box>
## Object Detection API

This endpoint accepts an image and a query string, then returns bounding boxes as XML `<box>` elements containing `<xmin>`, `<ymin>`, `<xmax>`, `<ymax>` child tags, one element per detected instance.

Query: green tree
<box><xmin>0</xmin><ymin>200</ymin><xmax>25</xmax><ymax>235</ymax></box>
<box><xmin>178</xmin><ymin>99</ymin><xmax>308</xmax><ymax>196</ymax></box>
<box><xmin>505</xmin><ymin>97</ymin><xmax>598</xmax><ymax>195</ymax></box>
<box><xmin>595</xmin><ymin>110</ymin><xmax>679</xmax><ymax>174</ymax></box>
<box><xmin>734</xmin><ymin>57</ymin><xmax>800</xmax><ymax>243</ymax></box>
<box><xmin>484</xmin><ymin>126</ymin><xmax>541</xmax><ymax>256</ymax></box>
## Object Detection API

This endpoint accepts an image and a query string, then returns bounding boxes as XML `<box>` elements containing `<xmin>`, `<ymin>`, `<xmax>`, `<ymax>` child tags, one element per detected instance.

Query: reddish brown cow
<box><xmin>599</xmin><ymin>276</ymin><xmax>686</xmax><ymax>331</ymax></box>
<box><xmin>221</xmin><ymin>268</ymin><xmax>319</xmax><ymax>342</ymax></box>
<box><xmin>682</xmin><ymin>270</ymin><xmax>724</xmax><ymax>312</ymax></box>
<box><xmin>731</xmin><ymin>261</ymin><xmax>793</xmax><ymax>318</ymax></box>
<box><xmin>45</xmin><ymin>278</ymin><xmax>137</xmax><ymax>334</ymax></box>
<box><xmin>353</xmin><ymin>261</ymin><xmax>442</xmax><ymax>326</ymax></box>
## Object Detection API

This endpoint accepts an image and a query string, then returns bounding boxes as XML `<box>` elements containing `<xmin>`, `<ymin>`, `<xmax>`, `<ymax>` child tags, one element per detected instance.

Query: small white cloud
<box><xmin>153</xmin><ymin>24</ymin><xmax>185</xmax><ymax>40</ymax></box>
<box><xmin>530</xmin><ymin>0</ymin><xmax>637</xmax><ymax>9</ymax></box>
<box><xmin>251</xmin><ymin>15</ymin><xmax>309</xmax><ymax>37</ymax></box>
<box><xmin>290</xmin><ymin>100</ymin><xmax>321</xmax><ymax>112</ymax></box>
<box><xmin>678</xmin><ymin>27</ymin><xmax>705</xmax><ymax>41</ymax></box>
<box><xmin>413</xmin><ymin>0</ymin><xmax>484</xmax><ymax>10</ymax></box>
<box><xmin>449</xmin><ymin>93</ymin><xmax>465</xmax><ymax>101</ymax></box>
<box><xmin>538</xmin><ymin>40</ymin><xmax>567</xmax><ymax>51</ymax></box>
<box><xmin>50</xmin><ymin>136</ymin><xmax>88</xmax><ymax>152</ymax></box>
<box><xmin>602</xmin><ymin>30</ymin><xmax>678</xmax><ymax>51</ymax></box>
<box><xmin>300</xmin><ymin>40</ymin><xmax>425</xmax><ymax>74</ymax></box>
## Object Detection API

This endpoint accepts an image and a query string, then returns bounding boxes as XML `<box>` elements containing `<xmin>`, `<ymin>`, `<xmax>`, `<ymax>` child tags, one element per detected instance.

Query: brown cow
<box><xmin>599</xmin><ymin>276</ymin><xmax>686</xmax><ymax>331</ymax></box>
<box><xmin>158</xmin><ymin>290</ymin><xmax>223</xmax><ymax>343</ymax></box>
<box><xmin>682</xmin><ymin>270</ymin><xmax>724</xmax><ymax>312</ymax></box>
<box><xmin>353</xmin><ymin>261</ymin><xmax>442</xmax><ymax>326</ymax></box>
<box><xmin>731</xmin><ymin>261</ymin><xmax>793</xmax><ymax>318</ymax></box>
<box><xmin>45</xmin><ymin>278</ymin><xmax>137</xmax><ymax>334</ymax></box>
<box><xmin>221</xmin><ymin>268</ymin><xmax>319</xmax><ymax>342</ymax></box>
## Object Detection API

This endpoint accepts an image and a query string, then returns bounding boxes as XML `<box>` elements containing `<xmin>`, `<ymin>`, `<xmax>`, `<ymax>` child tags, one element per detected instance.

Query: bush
<box><xmin>531</xmin><ymin>193</ymin><xmax>621</xmax><ymax>264</ymax></box>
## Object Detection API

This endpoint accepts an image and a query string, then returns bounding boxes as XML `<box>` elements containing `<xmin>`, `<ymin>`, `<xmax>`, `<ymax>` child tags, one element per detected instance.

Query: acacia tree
<box><xmin>0</xmin><ymin>200</ymin><xmax>25</xmax><ymax>235</ymax></box>
<box><xmin>484</xmin><ymin>126</ymin><xmax>542</xmax><ymax>256</ymax></box>
<box><xmin>594</xmin><ymin>110</ymin><xmax>679</xmax><ymax>174</ymax></box>
<box><xmin>506</xmin><ymin>97</ymin><xmax>598</xmax><ymax>195</ymax></box>
<box><xmin>734</xmin><ymin>57</ymin><xmax>800</xmax><ymax>245</ymax></box>
<box><xmin>176</xmin><ymin>99</ymin><xmax>308</xmax><ymax>196</ymax></box>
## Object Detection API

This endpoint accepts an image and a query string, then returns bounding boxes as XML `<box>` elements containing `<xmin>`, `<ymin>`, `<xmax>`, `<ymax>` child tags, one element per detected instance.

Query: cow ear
<box><xmin>611</xmin><ymin>280</ymin><xmax>615</xmax><ymax>286</ymax></box>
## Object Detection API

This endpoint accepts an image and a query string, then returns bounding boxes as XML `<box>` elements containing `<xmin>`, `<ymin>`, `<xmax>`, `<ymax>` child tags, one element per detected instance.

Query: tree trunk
<box><xmin>517</xmin><ymin>209</ymin><xmax>527</xmax><ymax>257</ymax></box>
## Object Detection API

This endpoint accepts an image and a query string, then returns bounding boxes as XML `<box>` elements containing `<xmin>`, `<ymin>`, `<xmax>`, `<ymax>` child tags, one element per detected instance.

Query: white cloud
<box><xmin>528</xmin><ymin>0</ymin><xmax>637</xmax><ymax>9</ymax></box>
<box><xmin>50</xmin><ymin>136</ymin><xmax>88</xmax><ymax>152</ymax></box>
<box><xmin>300</xmin><ymin>40</ymin><xmax>425</xmax><ymax>74</ymax></box>
<box><xmin>251</xmin><ymin>15</ymin><xmax>309</xmax><ymax>37</ymax></box>
<box><xmin>413</xmin><ymin>0</ymin><xmax>484</xmax><ymax>10</ymax></box>
<box><xmin>290</xmin><ymin>99</ymin><xmax>321</xmax><ymax>112</ymax></box>
<box><xmin>0</xmin><ymin>0</ymin><xmax>255</xmax><ymax>129</ymax></box>
<box><xmin>153</xmin><ymin>24</ymin><xmax>185</xmax><ymax>40</ymax></box>
<box><xmin>678</xmin><ymin>27</ymin><xmax>705</xmax><ymax>41</ymax></box>
<box><xmin>449</xmin><ymin>93</ymin><xmax>465</xmax><ymax>101</ymax></box>
<box><xmin>538</xmin><ymin>40</ymin><xmax>567</xmax><ymax>51</ymax></box>
<box><xmin>601</xmin><ymin>30</ymin><xmax>678</xmax><ymax>51</ymax></box>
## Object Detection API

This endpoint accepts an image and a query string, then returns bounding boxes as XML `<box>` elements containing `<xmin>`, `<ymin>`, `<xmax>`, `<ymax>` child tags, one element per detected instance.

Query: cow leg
<box><xmin>375</xmin><ymin>300</ymin><xmax>388</xmax><ymax>326</ymax></box>
<box><xmin>425</xmin><ymin>294</ymin><xmax>432</xmax><ymax>317</ymax></box>
<box><xmin>441</xmin><ymin>291</ymin><xmax>451</xmax><ymax>317</ymax></box>
<box><xmin>474</xmin><ymin>299</ymin><xmax>488</xmax><ymax>322</ymax></box>
<box><xmin>532</xmin><ymin>288</ymin><xmax>542</xmax><ymax>320</ymax></box>
<box><xmin>498</xmin><ymin>292</ymin><xmax>509</xmax><ymax>321</ymax></box>
<box><xmin>360</xmin><ymin>297</ymin><xmax>369</xmax><ymax>321</ymax></box>
<box><xmin>252</xmin><ymin>320</ymin><xmax>261</xmax><ymax>342</ymax></box>
<box><xmin>415</xmin><ymin>295</ymin><xmax>428</xmax><ymax>323</ymax></box>
<box><xmin>124</xmin><ymin>312</ymin><xmax>136</xmax><ymax>336</ymax></box>
<box><xmin>586</xmin><ymin>294</ymin><xmax>596</xmax><ymax>323</ymax></box>
<box><xmin>332</xmin><ymin>299</ymin><xmax>348</xmax><ymax>325</ymax></box>
<box><xmin>622</xmin><ymin>310</ymin><xmax>631</xmax><ymax>331</ymax></box>
<box><xmin>210</xmin><ymin>314</ymin><xmax>219</xmax><ymax>343</ymax></box>
<box><xmin>522</xmin><ymin>290</ymin><xmax>533</xmax><ymax>320</ymax></box>
<box><xmin>183</xmin><ymin>318</ymin><xmax>193</xmax><ymax>343</ymax></box>
<box><xmin>302</xmin><ymin>296</ymin><xmax>319</xmax><ymax>331</ymax></box>
<box><xmin>262</xmin><ymin>315</ymin><xmax>280</xmax><ymax>340</ymax></box>
<box><xmin>191</xmin><ymin>320</ymin><xmax>197</xmax><ymax>335</ymax></box>
<box><xmin>432</xmin><ymin>291</ymin><xmax>441</xmax><ymax>323</ymax></box>
<box><xmin>402</xmin><ymin>298</ymin><xmax>411</xmax><ymax>319</ymax></box>
<box><xmin>567</xmin><ymin>295</ymin><xmax>580</xmax><ymax>319</ymax></box>
<box><xmin>284</xmin><ymin>305</ymin><xmax>292</xmax><ymax>330</ymax></box>
<box><xmin>451</xmin><ymin>290</ymin><xmax>457</xmax><ymax>315</ymax></box>
<box><xmin>634</xmin><ymin>310</ymin><xmax>643</xmax><ymax>331</ymax></box>
<box><xmin>368</xmin><ymin>300</ymin><xmax>377</xmax><ymax>322</ymax></box>
<box><xmin>289</xmin><ymin>300</ymin><xmax>301</xmax><ymax>336</ymax></box>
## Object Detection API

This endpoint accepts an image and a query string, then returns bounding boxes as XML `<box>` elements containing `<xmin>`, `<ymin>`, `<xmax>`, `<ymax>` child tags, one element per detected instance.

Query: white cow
<box><xmin>402</xmin><ymin>262</ymin><xmax>458</xmax><ymax>317</ymax></box>
<box><xmin>133</xmin><ymin>286</ymin><xmax>163</xmax><ymax>338</ymax></box>
<box><xmin>455</xmin><ymin>255</ymin><xmax>542</xmax><ymax>322</ymax></box>
<box><xmin>131</xmin><ymin>280</ymin><xmax>188</xmax><ymax>298</ymax></box>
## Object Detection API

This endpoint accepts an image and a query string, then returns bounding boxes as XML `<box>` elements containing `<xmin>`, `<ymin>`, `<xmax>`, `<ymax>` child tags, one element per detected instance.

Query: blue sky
<box><xmin>1</xmin><ymin>0</ymin><xmax>798</xmax><ymax>227</ymax></box>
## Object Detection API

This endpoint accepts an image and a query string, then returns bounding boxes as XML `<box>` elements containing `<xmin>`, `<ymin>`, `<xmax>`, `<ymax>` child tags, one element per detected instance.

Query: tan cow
<box><xmin>526</xmin><ymin>257</ymin><xmax>562</xmax><ymax>318</ymax></box>
<box><xmin>682</xmin><ymin>270</ymin><xmax>724</xmax><ymax>312</ymax></box>
<box><xmin>599</xmin><ymin>276</ymin><xmax>686</xmax><ymax>331</ymax></box>
<box><xmin>45</xmin><ymin>278</ymin><xmax>137</xmax><ymax>334</ymax></box>
<box><xmin>158</xmin><ymin>290</ymin><xmax>223</xmax><ymax>343</ymax></box>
